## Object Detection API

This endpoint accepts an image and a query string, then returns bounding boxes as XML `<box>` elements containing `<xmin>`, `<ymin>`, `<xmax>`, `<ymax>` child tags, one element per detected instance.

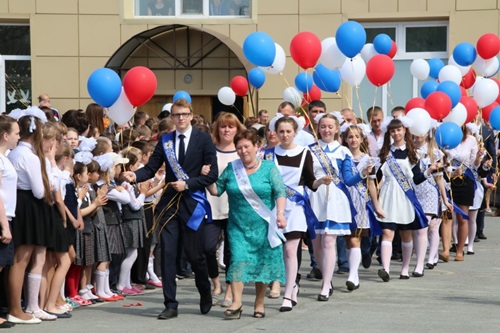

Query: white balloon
<box><xmin>107</xmin><ymin>87</ymin><xmax>135</xmax><ymax>126</ymax></box>
<box><xmin>473</xmin><ymin>78</ymin><xmax>499</xmax><ymax>108</ymax></box>
<box><xmin>410</xmin><ymin>59</ymin><xmax>430</xmax><ymax>81</ymax></box>
<box><xmin>448</xmin><ymin>55</ymin><xmax>471</xmax><ymax>76</ymax></box>
<box><xmin>438</xmin><ymin>65</ymin><xmax>462</xmax><ymax>85</ymax></box>
<box><xmin>319</xmin><ymin>37</ymin><xmax>346</xmax><ymax>69</ymax></box>
<box><xmin>360</xmin><ymin>43</ymin><xmax>378</xmax><ymax>64</ymax></box>
<box><xmin>340</xmin><ymin>55</ymin><xmax>366</xmax><ymax>87</ymax></box>
<box><xmin>218</xmin><ymin>86</ymin><xmax>236</xmax><ymax>106</ymax></box>
<box><xmin>443</xmin><ymin>102</ymin><xmax>467</xmax><ymax>126</ymax></box>
<box><xmin>260</xmin><ymin>43</ymin><xmax>286</xmax><ymax>75</ymax></box>
<box><xmin>406</xmin><ymin>107</ymin><xmax>432</xmax><ymax>136</ymax></box>
<box><xmin>283</xmin><ymin>86</ymin><xmax>302</xmax><ymax>108</ymax></box>
<box><xmin>475</xmin><ymin>55</ymin><xmax>500</xmax><ymax>77</ymax></box>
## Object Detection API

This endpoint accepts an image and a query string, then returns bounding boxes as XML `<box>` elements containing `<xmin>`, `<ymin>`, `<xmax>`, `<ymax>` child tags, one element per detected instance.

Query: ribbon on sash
<box><xmin>386</xmin><ymin>154</ymin><xmax>428</xmax><ymax>228</ymax></box>
<box><xmin>161</xmin><ymin>132</ymin><xmax>212</xmax><ymax>231</ymax></box>
<box><xmin>451</xmin><ymin>159</ymin><xmax>477</xmax><ymax>191</ymax></box>
<box><xmin>264</xmin><ymin>148</ymin><xmax>318</xmax><ymax>239</ymax></box>
<box><xmin>308</xmin><ymin>142</ymin><xmax>357</xmax><ymax>219</ymax></box>
<box><xmin>232</xmin><ymin>159</ymin><xmax>285</xmax><ymax>248</ymax></box>
<box><xmin>353</xmin><ymin>176</ymin><xmax>383</xmax><ymax>236</ymax></box>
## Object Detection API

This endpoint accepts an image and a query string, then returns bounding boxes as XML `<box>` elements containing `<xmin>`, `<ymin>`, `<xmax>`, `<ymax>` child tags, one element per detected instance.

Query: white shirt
<box><xmin>121</xmin><ymin>181</ymin><xmax>145</xmax><ymax>211</ymax></box>
<box><xmin>0</xmin><ymin>154</ymin><xmax>17</xmax><ymax>219</ymax></box>
<box><xmin>176</xmin><ymin>126</ymin><xmax>193</xmax><ymax>160</ymax></box>
<box><xmin>294</xmin><ymin>130</ymin><xmax>315</xmax><ymax>147</ymax></box>
<box><xmin>8</xmin><ymin>141</ymin><xmax>46</xmax><ymax>199</ymax></box>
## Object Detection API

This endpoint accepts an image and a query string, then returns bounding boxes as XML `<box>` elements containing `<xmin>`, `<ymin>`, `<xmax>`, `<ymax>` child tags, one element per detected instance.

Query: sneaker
<box><xmin>307</xmin><ymin>267</ymin><xmax>323</xmax><ymax>280</ymax></box>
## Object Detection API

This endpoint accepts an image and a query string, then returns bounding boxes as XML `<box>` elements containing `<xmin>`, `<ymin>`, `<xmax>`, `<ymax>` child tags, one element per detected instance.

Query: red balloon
<box><xmin>290</xmin><ymin>32</ymin><xmax>322</xmax><ymax>70</ymax></box>
<box><xmin>460</xmin><ymin>68</ymin><xmax>476</xmax><ymax>89</ymax></box>
<box><xmin>303</xmin><ymin>85</ymin><xmax>322</xmax><ymax>103</ymax></box>
<box><xmin>425</xmin><ymin>91</ymin><xmax>452</xmax><ymax>120</ymax></box>
<box><xmin>366</xmin><ymin>54</ymin><xmax>395</xmax><ymax>87</ymax></box>
<box><xmin>460</xmin><ymin>86</ymin><xmax>467</xmax><ymax>96</ymax></box>
<box><xmin>387</xmin><ymin>41</ymin><xmax>397</xmax><ymax>59</ymax></box>
<box><xmin>230</xmin><ymin>76</ymin><xmax>248</xmax><ymax>96</ymax></box>
<box><xmin>482</xmin><ymin>101</ymin><xmax>498</xmax><ymax>122</ymax></box>
<box><xmin>404</xmin><ymin>97</ymin><xmax>425</xmax><ymax>114</ymax></box>
<box><xmin>460</xmin><ymin>96</ymin><xmax>478</xmax><ymax>123</ymax></box>
<box><xmin>122</xmin><ymin>66</ymin><xmax>157</xmax><ymax>106</ymax></box>
<box><xmin>476</xmin><ymin>33</ymin><xmax>500</xmax><ymax>60</ymax></box>
<box><xmin>491</xmin><ymin>78</ymin><xmax>500</xmax><ymax>104</ymax></box>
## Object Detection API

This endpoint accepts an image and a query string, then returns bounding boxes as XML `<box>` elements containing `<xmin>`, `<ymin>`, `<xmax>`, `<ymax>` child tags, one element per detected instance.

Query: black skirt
<box><xmin>48</xmin><ymin>206</ymin><xmax>70</xmax><ymax>253</ymax></box>
<box><xmin>451</xmin><ymin>176</ymin><xmax>475</xmax><ymax>207</ymax></box>
<box><xmin>12</xmin><ymin>190</ymin><xmax>53</xmax><ymax>247</ymax></box>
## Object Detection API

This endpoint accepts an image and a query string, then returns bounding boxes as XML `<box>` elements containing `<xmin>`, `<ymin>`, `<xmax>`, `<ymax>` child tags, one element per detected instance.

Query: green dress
<box><xmin>216</xmin><ymin>160</ymin><xmax>286</xmax><ymax>283</ymax></box>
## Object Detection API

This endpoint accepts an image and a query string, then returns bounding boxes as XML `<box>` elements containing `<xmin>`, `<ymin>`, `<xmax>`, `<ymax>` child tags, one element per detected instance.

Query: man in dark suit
<box><xmin>124</xmin><ymin>98</ymin><xmax>218</xmax><ymax>319</ymax></box>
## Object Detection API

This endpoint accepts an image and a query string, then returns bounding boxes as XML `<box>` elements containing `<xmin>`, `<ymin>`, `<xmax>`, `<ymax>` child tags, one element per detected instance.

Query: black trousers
<box><xmin>204</xmin><ymin>219</ymin><xmax>231</xmax><ymax>280</ymax></box>
<box><xmin>131</xmin><ymin>208</ymin><xmax>154</xmax><ymax>285</ymax></box>
<box><xmin>160</xmin><ymin>217</ymin><xmax>210</xmax><ymax>310</ymax></box>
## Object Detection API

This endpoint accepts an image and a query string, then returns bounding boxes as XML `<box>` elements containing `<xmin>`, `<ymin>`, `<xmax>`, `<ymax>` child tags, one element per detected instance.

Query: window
<box><xmin>357</xmin><ymin>21</ymin><xmax>448</xmax><ymax>117</ymax></box>
<box><xmin>134</xmin><ymin>0</ymin><xmax>251</xmax><ymax>18</ymax></box>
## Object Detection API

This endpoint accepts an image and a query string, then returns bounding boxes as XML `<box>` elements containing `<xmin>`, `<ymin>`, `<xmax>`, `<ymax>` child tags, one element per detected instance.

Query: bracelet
<box><xmin>277</xmin><ymin>210</ymin><xmax>284</xmax><ymax>214</ymax></box>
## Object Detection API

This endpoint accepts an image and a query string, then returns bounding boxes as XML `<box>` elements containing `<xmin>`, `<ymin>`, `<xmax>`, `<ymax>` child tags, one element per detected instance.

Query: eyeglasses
<box><xmin>171</xmin><ymin>112</ymin><xmax>192</xmax><ymax>119</ymax></box>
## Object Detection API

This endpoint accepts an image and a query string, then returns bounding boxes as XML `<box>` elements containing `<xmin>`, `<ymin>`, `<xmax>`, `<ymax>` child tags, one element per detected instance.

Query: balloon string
<box><xmin>386</xmin><ymin>81</ymin><xmax>395</xmax><ymax>111</ymax></box>
<box><xmin>355</xmin><ymin>85</ymin><xmax>366</xmax><ymax>124</ymax></box>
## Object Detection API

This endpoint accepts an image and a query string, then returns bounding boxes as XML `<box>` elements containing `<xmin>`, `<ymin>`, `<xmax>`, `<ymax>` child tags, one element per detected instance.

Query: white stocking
<box><xmin>320</xmin><ymin>235</ymin><xmax>337</xmax><ymax>296</ymax></box>
<box><xmin>427</xmin><ymin>218</ymin><xmax>442</xmax><ymax>265</ymax></box>
<box><xmin>117</xmin><ymin>248</ymin><xmax>138</xmax><ymax>290</ymax></box>
<box><xmin>282</xmin><ymin>238</ymin><xmax>300</xmax><ymax>307</ymax></box>
<box><xmin>380</xmin><ymin>240</ymin><xmax>392</xmax><ymax>274</ymax></box>
<box><xmin>467</xmin><ymin>210</ymin><xmax>478</xmax><ymax>253</ymax></box>
<box><xmin>400</xmin><ymin>241</ymin><xmax>413</xmax><ymax>277</ymax></box>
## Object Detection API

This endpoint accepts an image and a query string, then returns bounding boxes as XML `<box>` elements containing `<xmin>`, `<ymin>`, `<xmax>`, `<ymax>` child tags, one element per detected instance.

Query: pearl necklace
<box><xmin>244</xmin><ymin>158</ymin><xmax>260</xmax><ymax>170</ymax></box>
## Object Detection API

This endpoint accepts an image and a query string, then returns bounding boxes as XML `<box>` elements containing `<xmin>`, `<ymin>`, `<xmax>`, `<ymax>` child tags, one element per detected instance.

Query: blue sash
<box><xmin>264</xmin><ymin>148</ymin><xmax>318</xmax><ymax>239</ymax></box>
<box><xmin>386</xmin><ymin>154</ymin><xmax>428</xmax><ymax>228</ymax></box>
<box><xmin>352</xmin><ymin>174</ymin><xmax>383</xmax><ymax>236</ymax></box>
<box><xmin>451</xmin><ymin>159</ymin><xmax>477</xmax><ymax>191</ymax></box>
<box><xmin>161</xmin><ymin>132</ymin><xmax>212</xmax><ymax>231</ymax></box>
<box><xmin>308</xmin><ymin>143</ymin><xmax>357</xmax><ymax>219</ymax></box>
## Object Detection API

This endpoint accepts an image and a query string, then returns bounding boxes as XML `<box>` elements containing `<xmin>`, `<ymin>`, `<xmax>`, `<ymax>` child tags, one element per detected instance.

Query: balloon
<box><xmin>435</xmin><ymin>122</ymin><xmax>463</xmax><ymax>149</ymax></box>
<box><xmin>260</xmin><ymin>43</ymin><xmax>286</xmax><ymax>75</ymax></box>
<box><xmin>387</xmin><ymin>41</ymin><xmax>397</xmax><ymax>59</ymax></box>
<box><xmin>438</xmin><ymin>65</ymin><xmax>462</xmax><ymax>85</ymax></box>
<box><xmin>410</xmin><ymin>59</ymin><xmax>430</xmax><ymax>80</ymax></box>
<box><xmin>405</xmin><ymin>97</ymin><xmax>425</xmax><ymax>113</ymax></box>
<box><xmin>482</xmin><ymin>102</ymin><xmax>499</xmax><ymax>122</ymax></box>
<box><xmin>460</xmin><ymin>86</ymin><xmax>467</xmax><ymax>96</ymax></box>
<box><xmin>336</xmin><ymin>21</ymin><xmax>366</xmax><ymax>58</ymax></box>
<box><xmin>473</xmin><ymin>78</ymin><xmax>500</xmax><ymax>107</ymax></box>
<box><xmin>217</xmin><ymin>86</ymin><xmax>236</xmax><ymax>106</ymax></box>
<box><xmin>475</xmin><ymin>56</ymin><xmax>499</xmax><ymax>77</ymax></box>
<box><xmin>360</xmin><ymin>43</ymin><xmax>378</xmax><ymax>64</ymax></box>
<box><xmin>319</xmin><ymin>37</ymin><xmax>346</xmax><ymax>69</ymax></box>
<box><xmin>461</xmin><ymin>68</ymin><xmax>476</xmax><ymax>89</ymax></box>
<box><xmin>230</xmin><ymin>76</ymin><xmax>248</xmax><ymax>96</ymax></box>
<box><xmin>425</xmin><ymin>91</ymin><xmax>452</xmax><ymax>120</ymax></box>
<box><xmin>173</xmin><ymin>90</ymin><xmax>192</xmax><ymax>103</ymax></box>
<box><xmin>303</xmin><ymin>85</ymin><xmax>322</xmax><ymax>103</ymax></box>
<box><xmin>443</xmin><ymin>102</ymin><xmax>467</xmax><ymax>126</ymax></box>
<box><xmin>107</xmin><ymin>87</ymin><xmax>135</xmax><ymax>126</ymax></box>
<box><xmin>87</xmin><ymin>68</ymin><xmax>122</xmax><ymax>108</ymax></box>
<box><xmin>294</xmin><ymin>72</ymin><xmax>314</xmax><ymax>93</ymax></box>
<box><xmin>283</xmin><ymin>87</ymin><xmax>302</xmax><ymax>108</ymax></box>
<box><xmin>448</xmin><ymin>54</ymin><xmax>471</xmax><ymax>76</ymax></box>
<box><xmin>248</xmin><ymin>67</ymin><xmax>266</xmax><ymax>88</ymax></box>
<box><xmin>290</xmin><ymin>32</ymin><xmax>322</xmax><ymax>69</ymax></box>
<box><xmin>492</xmin><ymin>78</ymin><xmax>500</xmax><ymax>104</ymax></box>
<box><xmin>476</xmin><ymin>33</ymin><xmax>500</xmax><ymax>60</ymax></box>
<box><xmin>437</xmin><ymin>81</ymin><xmax>461</xmax><ymax>108</ymax></box>
<box><xmin>453</xmin><ymin>42</ymin><xmax>477</xmax><ymax>66</ymax></box>
<box><xmin>373</xmin><ymin>34</ymin><xmax>392</xmax><ymax>55</ymax></box>
<box><xmin>460</xmin><ymin>96</ymin><xmax>478</xmax><ymax>123</ymax></box>
<box><xmin>489</xmin><ymin>106</ymin><xmax>500</xmax><ymax>130</ymax></box>
<box><xmin>339</xmin><ymin>55</ymin><xmax>366</xmax><ymax>87</ymax></box>
<box><xmin>420</xmin><ymin>80</ymin><xmax>439</xmax><ymax>99</ymax></box>
<box><xmin>428</xmin><ymin>58</ymin><xmax>444</xmax><ymax>79</ymax></box>
<box><xmin>122</xmin><ymin>66</ymin><xmax>157</xmax><ymax>106</ymax></box>
<box><xmin>313</xmin><ymin>64</ymin><xmax>342</xmax><ymax>92</ymax></box>
<box><xmin>406</xmin><ymin>108</ymin><xmax>432</xmax><ymax>136</ymax></box>
<box><xmin>366</xmin><ymin>54</ymin><xmax>395</xmax><ymax>87</ymax></box>
<box><xmin>243</xmin><ymin>32</ymin><xmax>276</xmax><ymax>67</ymax></box>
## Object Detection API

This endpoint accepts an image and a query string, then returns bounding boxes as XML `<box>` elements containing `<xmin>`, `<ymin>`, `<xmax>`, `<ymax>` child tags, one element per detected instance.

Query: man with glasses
<box><xmin>123</xmin><ymin>98</ymin><xmax>218</xmax><ymax>320</ymax></box>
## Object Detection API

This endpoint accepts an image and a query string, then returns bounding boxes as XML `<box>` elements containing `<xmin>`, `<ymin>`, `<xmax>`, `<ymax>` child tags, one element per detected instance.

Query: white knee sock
<box><xmin>320</xmin><ymin>235</ymin><xmax>337</xmax><ymax>296</ymax></box>
<box><xmin>468</xmin><ymin>210</ymin><xmax>478</xmax><ymax>252</ymax></box>
<box><xmin>428</xmin><ymin>218</ymin><xmax>442</xmax><ymax>264</ymax></box>
<box><xmin>414</xmin><ymin>228</ymin><xmax>428</xmax><ymax>274</ymax></box>
<box><xmin>401</xmin><ymin>241</ymin><xmax>413</xmax><ymax>276</ymax></box>
<box><xmin>282</xmin><ymin>239</ymin><xmax>299</xmax><ymax>306</ymax></box>
<box><xmin>104</xmin><ymin>269</ymin><xmax>114</xmax><ymax>296</ymax></box>
<box><xmin>148</xmin><ymin>256</ymin><xmax>161</xmax><ymax>283</ymax></box>
<box><xmin>347</xmin><ymin>248</ymin><xmax>361</xmax><ymax>285</ymax></box>
<box><xmin>94</xmin><ymin>270</ymin><xmax>109</xmax><ymax>297</ymax></box>
<box><xmin>25</xmin><ymin>273</ymin><xmax>42</xmax><ymax>313</ymax></box>
<box><xmin>380</xmin><ymin>240</ymin><xmax>392</xmax><ymax>273</ymax></box>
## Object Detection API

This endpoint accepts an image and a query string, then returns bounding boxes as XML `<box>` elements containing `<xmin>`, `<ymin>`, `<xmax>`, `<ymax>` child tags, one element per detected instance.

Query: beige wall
<box><xmin>0</xmin><ymin>0</ymin><xmax>499</xmax><ymax>116</ymax></box>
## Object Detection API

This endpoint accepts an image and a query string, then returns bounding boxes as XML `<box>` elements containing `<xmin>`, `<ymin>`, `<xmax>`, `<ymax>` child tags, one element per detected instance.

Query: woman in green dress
<box><xmin>208</xmin><ymin>129</ymin><xmax>286</xmax><ymax>319</ymax></box>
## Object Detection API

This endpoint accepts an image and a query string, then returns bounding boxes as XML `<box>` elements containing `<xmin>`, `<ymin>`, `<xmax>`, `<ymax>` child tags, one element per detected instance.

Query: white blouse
<box><xmin>8</xmin><ymin>141</ymin><xmax>46</xmax><ymax>199</ymax></box>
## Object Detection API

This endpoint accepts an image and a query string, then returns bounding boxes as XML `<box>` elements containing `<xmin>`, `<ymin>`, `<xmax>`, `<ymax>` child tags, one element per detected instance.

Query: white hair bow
<box><xmin>74</xmin><ymin>151</ymin><xmax>93</xmax><ymax>165</ymax></box>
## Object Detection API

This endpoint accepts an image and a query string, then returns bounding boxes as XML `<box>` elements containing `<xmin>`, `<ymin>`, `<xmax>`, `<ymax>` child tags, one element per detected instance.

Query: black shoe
<box><xmin>45</xmin><ymin>311</ymin><xmax>72</xmax><ymax>319</ymax></box>
<box><xmin>378</xmin><ymin>269</ymin><xmax>390</xmax><ymax>282</ymax></box>
<box><xmin>158</xmin><ymin>308</ymin><xmax>178</xmax><ymax>320</ymax></box>
<box><xmin>279</xmin><ymin>297</ymin><xmax>294</xmax><ymax>312</ymax></box>
<box><xmin>399</xmin><ymin>274</ymin><xmax>410</xmax><ymax>280</ymax></box>
<box><xmin>317</xmin><ymin>294</ymin><xmax>329</xmax><ymax>301</ymax></box>
<box><xmin>426</xmin><ymin>263</ymin><xmax>435</xmax><ymax>270</ymax></box>
<box><xmin>412</xmin><ymin>271</ymin><xmax>424</xmax><ymax>277</ymax></box>
<box><xmin>467</xmin><ymin>251</ymin><xmax>475</xmax><ymax>255</ymax></box>
<box><xmin>478</xmin><ymin>233</ymin><xmax>487</xmax><ymax>240</ymax></box>
<box><xmin>391</xmin><ymin>253</ymin><xmax>402</xmax><ymax>261</ymax></box>
<box><xmin>362</xmin><ymin>253</ymin><xmax>372</xmax><ymax>269</ymax></box>
<box><xmin>307</xmin><ymin>267</ymin><xmax>323</xmax><ymax>280</ymax></box>
<box><xmin>0</xmin><ymin>321</ymin><xmax>14</xmax><ymax>328</ymax></box>
<box><xmin>450</xmin><ymin>244</ymin><xmax>457</xmax><ymax>253</ymax></box>
<box><xmin>329</xmin><ymin>281</ymin><xmax>334</xmax><ymax>296</ymax></box>
<box><xmin>346</xmin><ymin>281</ymin><xmax>360</xmax><ymax>291</ymax></box>
<box><xmin>474</xmin><ymin>236</ymin><xmax>480</xmax><ymax>243</ymax></box>
<box><xmin>200</xmin><ymin>292</ymin><xmax>212</xmax><ymax>314</ymax></box>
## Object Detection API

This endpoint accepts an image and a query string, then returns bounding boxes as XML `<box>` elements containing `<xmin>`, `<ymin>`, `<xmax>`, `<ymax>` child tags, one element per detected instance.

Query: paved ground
<box><xmin>6</xmin><ymin>215</ymin><xmax>500</xmax><ymax>333</ymax></box>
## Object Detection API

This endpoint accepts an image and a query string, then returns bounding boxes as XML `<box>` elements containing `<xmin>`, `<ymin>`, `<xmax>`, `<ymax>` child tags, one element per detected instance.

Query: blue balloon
<box><xmin>87</xmin><ymin>68</ymin><xmax>122</xmax><ymax>108</ymax></box>
<box><xmin>173</xmin><ymin>90</ymin><xmax>192</xmax><ymax>103</ymax></box>
<box><xmin>489</xmin><ymin>106</ymin><xmax>500</xmax><ymax>130</ymax></box>
<box><xmin>435</xmin><ymin>122</ymin><xmax>462</xmax><ymax>149</ymax></box>
<box><xmin>427</xmin><ymin>58</ymin><xmax>444</xmax><ymax>79</ymax></box>
<box><xmin>453</xmin><ymin>42</ymin><xmax>477</xmax><ymax>66</ymax></box>
<box><xmin>248</xmin><ymin>67</ymin><xmax>266</xmax><ymax>89</ymax></box>
<box><xmin>294</xmin><ymin>72</ymin><xmax>314</xmax><ymax>93</ymax></box>
<box><xmin>335</xmin><ymin>21</ymin><xmax>366</xmax><ymax>58</ymax></box>
<box><xmin>373</xmin><ymin>34</ymin><xmax>392</xmax><ymax>55</ymax></box>
<box><xmin>420</xmin><ymin>80</ymin><xmax>439</xmax><ymax>99</ymax></box>
<box><xmin>313</xmin><ymin>64</ymin><xmax>342</xmax><ymax>93</ymax></box>
<box><xmin>437</xmin><ymin>81</ymin><xmax>461</xmax><ymax>108</ymax></box>
<box><xmin>243</xmin><ymin>32</ymin><xmax>276</xmax><ymax>67</ymax></box>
